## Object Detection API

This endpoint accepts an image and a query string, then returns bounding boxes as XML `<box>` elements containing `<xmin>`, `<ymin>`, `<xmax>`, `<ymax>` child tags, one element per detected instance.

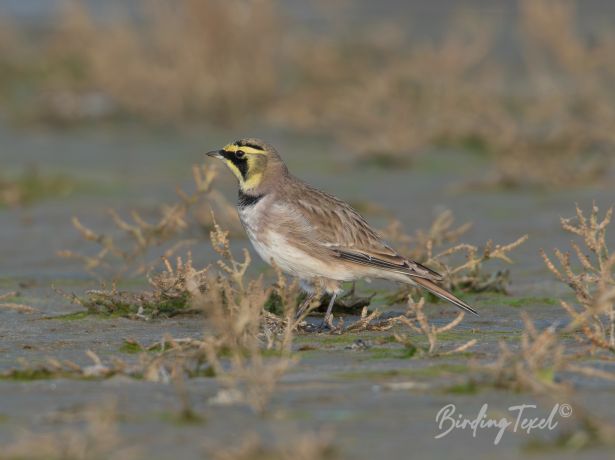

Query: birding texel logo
<box><xmin>434</xmin><ymin>402</ymin><xmax>573</xmax><ymax>444</ymax></box>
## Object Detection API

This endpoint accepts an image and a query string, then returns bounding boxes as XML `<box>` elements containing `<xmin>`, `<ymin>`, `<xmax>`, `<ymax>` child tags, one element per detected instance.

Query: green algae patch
<box><xmin>264</xmin><ymin>291</ymin><xmax>287</xmax><ymax>316</ymax></box>
<box><xmin>0</xmin><ymin>368</ymin><xmax>58</xmax><ymax>381</ymax></box>
<box><xmin>261</xmin><ymin>348</ymin><xmax>297</xmax><ymax>359</ymax></box>
<box><xmin>443</xmin><ymin>379</ymin><xmax>480</xmax><ymax>395</ymax></box>
<box><xmin>336</xmin><ymin>363</ymin><xmax>469</xmax><ymax>382</ymax></box>
<box><xmin>119</xmin><ymin>340</ymin><xmax>144</xmax><ymax>354</ymax></box>
<box><xmin>191</xmin><ymin>366</ymin><xmax>216</xmax><ymax>378</ymax></box>
<box><xmin>0</xmin><ymin>367</ymin><xmax>98</xmax><ymax>382</ymax></box>
<box><xmin>60</xmin><ymin>288</ymin><xmax>196</xmax><ymax>320</ymax></box>
<box><xmin>0</xmin><ymin>294</ymin><xmax>21</xmax><ymax>303</ymax></box>
<box><xmin>50</xmin><ymin>311</ymin><xmax>93</xmax><ymax>321</ymax></box>
<box><xmin>471</xmin><ymin>292</ymin><xmax>560</xmax><ymax>309</ymax></box>
<box><xmin>501</xmin><ymin>296</ymin><xmax>559</xmax><ymax>308</ymax></box>
<box><xmin>335</xmin><ymin>369</ymin><xmax>416</xmax><ymax>381</ymax></box>
<box><xmin>0</xmin><ymin>169</ymin><xmax>77</xmax><ymax>207</ymax></box>
<box><xmin>367</xmin><ymin>346</ymin><xmax>418</xmax><ymax>360</ymax></box>
<box><xmin>412</xmin><ymin>363</ymin><xmax>469</xmax><ymax>378</ymax></box>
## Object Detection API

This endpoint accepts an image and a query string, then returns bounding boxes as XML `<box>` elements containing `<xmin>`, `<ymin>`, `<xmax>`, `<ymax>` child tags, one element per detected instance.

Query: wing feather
<box><xmin>411</xmin><ymin>277</ymin><xmax>479</xmax><ymax>316</ymax></box>
<box><xmin>287</xmin><ymin>181</ymin><xmax>443</xmax><ymax>281</ymax></box>
<box><xmin>332</xmin><ymin>248</ymin><xmax>443</xmax><ymax>280</ymax></box>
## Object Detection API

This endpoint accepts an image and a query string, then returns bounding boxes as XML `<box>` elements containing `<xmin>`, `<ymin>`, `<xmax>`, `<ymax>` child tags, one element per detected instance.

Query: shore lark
<box><xmin>207</xmin><ymin>138</ymin><xmax>478</xmax><ymax>324</ymax></box>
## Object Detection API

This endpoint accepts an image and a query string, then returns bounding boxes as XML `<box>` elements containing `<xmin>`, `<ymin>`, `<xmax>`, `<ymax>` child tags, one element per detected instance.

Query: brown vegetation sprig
<box><xmin>475</xmin><ymin>311</ymin><xmax>615</xmax><ymax>449</ymax></box>
<box><xmin>192</xmin><ymin>219</ymin><xmax>298</xmax><ymax>413</ymax></box>
<box><xmin>480</xmin><ymin>313</ymin><xmax>567</xmax><ymax>393</ymax></box>
<box><xmin>541</xmin><ymin>204</ymin><xmax>615</xmax><ymax>352</ymax></box>
<box><xmin>58</xmin><ymin>163</ymin><xmax>236</xmax><ymax>277</ymax></box>
<box><xmin>57</xmin><ymin>253</ymin><xmax>209</xmax><ymax>319</ymax></box>
<box><xmin>429</xmin><ymin>233</ymin><xmax>529</xmax><ymax>293</ymax></box>
<box><xmin>321</xmin><ymin>293</ymin><xmax>478</xmax><ymax>352</ymax></box>
<box><xmin>321</xmin><ymin>305</ymin><xmax>410</xmax><ymax>334</ymax></box>
<box><xmin>383</xmin><ymin>210</ymin><xmax>528</xmax><ymax>302</ymax></box>
<box><xmin>395</xmin><ymin>295</ymin><xmax>477</xmax><ymax>356</ymax></box>
<box><xmin>381</xmin><ymin>210</ymin><xmax>472</xmax><ymax>262</ymax></box>
<box><xmin>479</xmin><ymin>311</ymin><xmax>615</xmax><ymax>393</ymax></box>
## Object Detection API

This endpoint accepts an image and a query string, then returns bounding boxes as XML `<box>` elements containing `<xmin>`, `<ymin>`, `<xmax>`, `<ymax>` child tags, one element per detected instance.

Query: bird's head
<box><xmin>206</xmin><ymin>138</ymin><xmax>287</xmax><ymax>193</ymax></box>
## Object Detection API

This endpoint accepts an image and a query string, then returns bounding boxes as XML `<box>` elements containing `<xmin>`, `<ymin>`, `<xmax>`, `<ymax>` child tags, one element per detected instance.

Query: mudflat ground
<box><xmin>1</xmin><ymin>125</ymin><xmax>615</xmax><ymax>459</ymax></box>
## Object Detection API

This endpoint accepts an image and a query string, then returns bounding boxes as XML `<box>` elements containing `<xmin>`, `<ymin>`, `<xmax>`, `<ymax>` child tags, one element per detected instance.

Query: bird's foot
<box><xmin>317</xmin><ymin>313</ymin><xmax>336</xmax><ymax>332</ymax></box>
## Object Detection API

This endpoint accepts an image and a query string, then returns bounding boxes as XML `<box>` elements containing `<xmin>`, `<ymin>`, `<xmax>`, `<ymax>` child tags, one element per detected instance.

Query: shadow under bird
<box><xmin>206</xmin><ymin>138</ymin><xmax>478</xmax><ymax>326</ymax></box>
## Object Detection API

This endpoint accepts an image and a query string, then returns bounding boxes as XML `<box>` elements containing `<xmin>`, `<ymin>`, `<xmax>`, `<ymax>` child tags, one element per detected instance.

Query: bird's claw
<box><xmin>317</xmin><ymin>314</ymin><xmax>335</xmax><ymax>332</ymax></box>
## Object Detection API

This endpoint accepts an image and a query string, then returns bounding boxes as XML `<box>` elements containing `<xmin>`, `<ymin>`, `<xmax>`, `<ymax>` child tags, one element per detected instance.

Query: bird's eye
<box><xmin>235</xmin><ymin>150</ymin><xmax>245</xmax><ymax>159</ymax></box>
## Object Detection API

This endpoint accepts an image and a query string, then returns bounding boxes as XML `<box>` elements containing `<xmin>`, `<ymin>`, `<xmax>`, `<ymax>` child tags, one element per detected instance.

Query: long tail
<box><xmin>409</xmin><ymin>276</ymin><xmax>479</xmax><ymax>316</ymax></box>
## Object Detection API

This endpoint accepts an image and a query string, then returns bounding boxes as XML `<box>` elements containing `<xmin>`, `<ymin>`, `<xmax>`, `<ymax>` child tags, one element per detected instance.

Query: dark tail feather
<box><xmin>409</xmin><ymin>276</ymin><xmax>479</xmax><ymax>316</ymax></box>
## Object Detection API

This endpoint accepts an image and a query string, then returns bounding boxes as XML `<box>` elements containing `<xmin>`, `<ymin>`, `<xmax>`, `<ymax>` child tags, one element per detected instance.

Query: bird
<box><xmin>206</xmin><ymin>138</ymin><xmax>478</xmax><ymax>326</ymax></box>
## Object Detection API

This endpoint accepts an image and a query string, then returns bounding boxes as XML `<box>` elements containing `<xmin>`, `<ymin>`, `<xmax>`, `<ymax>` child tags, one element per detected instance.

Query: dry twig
<box><xmin>541</xmin><ymin>204</ymin><xmax>615</xmax><ymax>352</ymax></box>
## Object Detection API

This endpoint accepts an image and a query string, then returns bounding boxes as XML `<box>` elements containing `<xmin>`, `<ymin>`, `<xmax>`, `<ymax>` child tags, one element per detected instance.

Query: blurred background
<box><xmin>1</xmin><ymin>0</ymin><xmax>614</xmax><ymax>279</ymax></box>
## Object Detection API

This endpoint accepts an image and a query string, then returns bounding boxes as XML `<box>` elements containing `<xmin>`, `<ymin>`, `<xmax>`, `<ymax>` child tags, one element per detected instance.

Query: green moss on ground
<box><xmin>336</xmin><ymin>363</ymin><xmax>469</xmax><ymax>381</ymax></box>
<box><xmin>62</xmin><ymin>290</ymin><xmax>194</xmax><ymax>319</ymax></box>
<box><xmin>367</xmin><ymin>346</ymin><xmax>418</xmax><ymax>360</ymax></box>
<box><xmin>119</xmin><ymin>340</ymin><xmax>144</xmax><ymax>354</ymax></box>
<box><xmin>500</xmin><ymin>296</ymin><xmax>559</xmax><ymax>308</ymax></box>
<box><xmin>50</xmin><ymin>311</ymin><xmax>92</xmax><ymax>321</ymax></box>
<box><xmin>0</xmin><ymin>368</ymin><xmax>71</xmax><ymax>381</ymax></box>
<box><xmin>443</xmin><ymin>380</ymin><xmax>480</xmax><ymax>394</ymax></box>
<box><xmin>0</xmin><ymin>169</ymin><xmax>77</xmax><ymax>207</ymax></box>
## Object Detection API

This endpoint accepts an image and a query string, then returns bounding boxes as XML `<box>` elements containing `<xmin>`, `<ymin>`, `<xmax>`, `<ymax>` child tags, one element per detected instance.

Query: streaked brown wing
<box><xmin>331</xmin><ymin>247</ymin><xmax>443</xmax><ymax>280</ymax></box>
<box><xmin>290</xmin><ymin>182</ymin><xmax>443</xmax><ymax>281</ymax></box>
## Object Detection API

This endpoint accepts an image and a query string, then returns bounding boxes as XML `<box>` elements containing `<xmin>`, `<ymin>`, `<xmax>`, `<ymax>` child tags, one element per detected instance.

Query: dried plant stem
<box><xmin>395</xmin><ymin>295</ymin><xmax>476</xmax><ymax>356</ymax></box>
<box><xmin>542</xmin><ymin>204</ymin><xmax>615</xmax><ymax>352</ymax></box>
<box><xmin>383</xmin><ymin>210</ymin><xmax>528</xmax><ymax>296</ymax></box>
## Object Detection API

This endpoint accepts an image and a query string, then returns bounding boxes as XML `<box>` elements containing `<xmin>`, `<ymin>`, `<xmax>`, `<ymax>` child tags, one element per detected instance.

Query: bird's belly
<box><xmin>247</xmin><ymin>229</ymin><xmax>355</xmax><ymax>282</ymax></box>
<box><xmin>238</xmin><ymin>203</ymin><xmax>355</xmax><ymax>281</ymax></box>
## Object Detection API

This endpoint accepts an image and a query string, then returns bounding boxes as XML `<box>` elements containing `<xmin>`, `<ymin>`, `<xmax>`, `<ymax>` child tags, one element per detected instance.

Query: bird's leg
<box><xmin>320</xmin><ymin>292</ymin><xmax>338</xmax><ymax>329</ymax></box>
<box><xmin>295</xmin><ymin>292</ymin><xmax>317</xmax><ymax>319</ymax></box>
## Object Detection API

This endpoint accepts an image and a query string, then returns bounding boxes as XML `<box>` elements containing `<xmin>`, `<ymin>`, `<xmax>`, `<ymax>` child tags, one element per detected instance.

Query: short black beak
<box><xmin>206</xmin><ymin>149</ymin><xmax>224</xmax><ymax>159</ymax></box>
